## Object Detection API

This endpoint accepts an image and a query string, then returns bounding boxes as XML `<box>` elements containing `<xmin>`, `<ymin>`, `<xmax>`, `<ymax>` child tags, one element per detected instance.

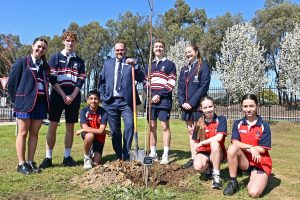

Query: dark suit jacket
<box><xmin>98</xmin><ymin>58</ymin><xmax>144</xmax><ymax>109</ymax></box>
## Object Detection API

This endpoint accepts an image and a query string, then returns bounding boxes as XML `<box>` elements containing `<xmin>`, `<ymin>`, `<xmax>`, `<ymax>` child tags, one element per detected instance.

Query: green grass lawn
<box><xmin>0</xmin><ymin>119</ymin><xmax>299</xmax><ymax>199</ymax></box>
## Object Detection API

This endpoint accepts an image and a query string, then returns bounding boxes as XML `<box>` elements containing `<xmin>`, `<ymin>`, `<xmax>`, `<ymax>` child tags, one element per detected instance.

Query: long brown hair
<box><xmin>193</xmin><ymin>96</ymin><xmax>215</xmax><ymax>141</ymax></box>
<box><xmin>188</xmin><ymin>44</ymin><xmax>202</xmax><ymax>74</ymax></box>
<box><xmin>33</xmin><ymin>37</ymin><xmax>50</xmax><ymax>75</ymax></box>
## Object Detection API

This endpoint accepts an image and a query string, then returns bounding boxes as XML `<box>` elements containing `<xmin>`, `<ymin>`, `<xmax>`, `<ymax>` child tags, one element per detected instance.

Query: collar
<box><xmin>115</xmin><ymin>57</ymin><xmax>125</xmax><ymax>62</ymax></box>
<box><xmin>241</xmin><ymin>115</ymin><xmax>263</xmax><ymax>126</ymax></box>
<box><xmin>152</xmin><ymin>57</ymin><xmax>166</xmax><ymax>63</ymax></box>
<box><xmin>205</xmin><ymin>113</ymin><xmax>218</xmax><ymax>124</ymax></box>
<box><xmin>87</xmin><ymin>106</ymin><xmax>99</xmax><ymax>114</ymax></box>
<box><xmin>30</xmin><ymin>54</ymin><xmax>43</xmax><ymax>66</ymax></box>
<box><xmin>61</xmin><ymin>49</ymin><xmax>76</xmax><ymax>58</ymax></box>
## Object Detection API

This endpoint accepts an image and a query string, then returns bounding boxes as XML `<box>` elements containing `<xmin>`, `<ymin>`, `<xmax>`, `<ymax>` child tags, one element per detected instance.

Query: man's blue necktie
<box><xmin>116</xmin><ymin>59</ymin><xmax>122</xmax><ymax>92</ymax></box>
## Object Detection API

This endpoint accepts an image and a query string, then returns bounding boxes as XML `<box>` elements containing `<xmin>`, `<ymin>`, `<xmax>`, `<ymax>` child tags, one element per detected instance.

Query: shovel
<box><xmin>129</xmin><ymin>64</ymin><xmax>146</xmax><ymax>162</ymax></box>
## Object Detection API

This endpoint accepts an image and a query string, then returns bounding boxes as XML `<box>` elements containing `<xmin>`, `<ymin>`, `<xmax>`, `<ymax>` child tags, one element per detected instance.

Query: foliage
<box><xmin>277</xmin><ymin>22</ymin><xmax>300</xmax><ymax>95</ymax></box>
<box><xmin>252</xmin><ymin>1</ymin><xmax>300</xmax><ymax>87</ymax></box>
<box><xmin>166</xmin><ymin>38</ymin><xmax>190</xmax><ymax>96</ymax></box>
<box><xmin>201</xmin><ymin>13</ymin><xmax>244</xmax><ymax>69</ymax></box>
<box><xmin>215</xmin><ymin>22</ymin><xmax>268</xmax><ymax>99</ymax></box>
<box><xmin>258</xmin><ymin>88</ymin><xmax>278</xmax><ymax>104</ymax></box>
<box><xmin>106</xmin><ymin>11</ymin><xmax>149</xmax><ymax>66</ymax></box>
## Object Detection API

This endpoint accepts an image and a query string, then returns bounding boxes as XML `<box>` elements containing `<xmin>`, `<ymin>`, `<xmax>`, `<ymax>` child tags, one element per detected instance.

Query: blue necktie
<box><xmin>116</xmin><ymin>60</ymin><xmax>122</xmax><ymax>92</ymax></box>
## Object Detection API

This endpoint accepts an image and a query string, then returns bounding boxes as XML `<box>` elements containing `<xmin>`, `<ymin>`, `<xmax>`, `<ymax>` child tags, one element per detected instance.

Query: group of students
<box><xmin>7</xmin><ymin>32</ymin><xmax>272</xmax><ymax>197</ymax></box>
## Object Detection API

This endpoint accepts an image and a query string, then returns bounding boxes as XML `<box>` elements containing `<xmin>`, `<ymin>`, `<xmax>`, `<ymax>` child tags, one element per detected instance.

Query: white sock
<box><xmin>84</xmin><ymin>154</ymin><xmax>90</xmax><ymax>159</ymax></box>
<box><xmin>163</xmin><ymin>146</ymin><xmax>169</xmax><ymax>156</ymax></box>
<box><xmin>213</xmin><ymin>169</ymin><xmax>220</xmax><ymax>176</ymax></box>
<box><xmin>46</xmin><ymin>149</ymin><xmax>53</xmax><ymax>159</ymax></box>
<box><xmin>150</xmin><ymin>146</ymin><xmax>156</xmax><ymax>155</ymax></box>
<box><xmin>64</xmin><ymin>148</ymin><xmax>71</xmax><ymax>158</ymax></box>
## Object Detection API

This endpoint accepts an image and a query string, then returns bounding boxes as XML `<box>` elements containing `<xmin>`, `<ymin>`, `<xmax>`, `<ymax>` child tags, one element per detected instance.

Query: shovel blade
<box><xmin>129</xmin><ymin>149</ymin><xmax>146</xmax><ymax>162</ymax></box>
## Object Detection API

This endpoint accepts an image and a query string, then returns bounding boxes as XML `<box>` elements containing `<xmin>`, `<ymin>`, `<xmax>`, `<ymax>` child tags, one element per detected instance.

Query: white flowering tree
<box><xmin>277</xmin><ymin>22</ymin><xmax>300</xmax><ymax>96</ymax></box>
<box><xmin>215</xmin><ymin>22</ymin><xmax>268</xmax><ymax>99</ymax></box>
<box><xmin>166</xmin><ymin>38</ymin><xmax>190</xmax><ymax>97</ymax></box>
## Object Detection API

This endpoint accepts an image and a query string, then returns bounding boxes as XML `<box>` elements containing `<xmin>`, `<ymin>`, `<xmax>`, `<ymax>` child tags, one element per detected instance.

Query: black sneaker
<box><xmin>181</xmin><ymin>159</ymin><xmax>193</xmax><ymax>169</ymax></box>
<box><xmin>39</xmin><ymin>158</ymin><xmax>52</xmax><ymax>169</ymax></box>
<box><xmin>223</xmin><ymin>180</ymin><xmax>239</xmax><ymax>196</ymax></box>
<box><xmin>62</xmin><ymin>156</ymin><xmax>76</xmax><ymax>167</ymax></box>
<box><xmin>28</xmin><ymin>161</ymin><xmax>42</xmax><ymax>173</ymax></box>
<box><xmin>17</xmin><ymin>163</ymin><xmax>32</xmax><ymax>175</ymax></box>
<box><xmin>199</xmin><ymin>168</ymin><xmax>212</xmax><ymax>181</ymax></box>
<box><xmin>212</xmin><ymin>174</ymin><xmax>222</xmax><ymax>189</ymax></box>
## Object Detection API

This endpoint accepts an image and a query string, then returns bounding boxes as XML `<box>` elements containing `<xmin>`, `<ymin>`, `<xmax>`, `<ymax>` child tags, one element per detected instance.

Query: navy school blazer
<box><xmin>178</xmin><ymin>61</ymin><xmax>211</xmax><ymax>110</ymax></box>
<box><xmin>98</xmin><ymin>58</ymin><xmax>145</xmax><ymax>109</ymax></box>
<box><xmin>7</xmin><ymin>56</ymin><xmax>50</xmax><ymax>113</ymax></box>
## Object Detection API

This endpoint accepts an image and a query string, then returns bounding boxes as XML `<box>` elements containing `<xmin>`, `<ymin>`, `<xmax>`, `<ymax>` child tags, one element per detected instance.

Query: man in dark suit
<box><xmin>98</xmin><ymin>42</ymin><xmax>144</xmax><ymax>160</ymax></box>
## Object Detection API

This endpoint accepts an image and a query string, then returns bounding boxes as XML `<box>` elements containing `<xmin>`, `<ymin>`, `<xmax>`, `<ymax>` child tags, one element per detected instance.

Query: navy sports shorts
<box><xmin>81</xmin><ymin>132</ymin><xmax>104</xmax><ymax>155</ymax></box>
<box><xmin>148</xmin><ymin>108</ymin><xmax>171</xmax><ymax>122</ymax></box>
<box><xmin>48</xmin><ymin>90</ymin><xmax>81</xmax><ymax>123</ymax></box>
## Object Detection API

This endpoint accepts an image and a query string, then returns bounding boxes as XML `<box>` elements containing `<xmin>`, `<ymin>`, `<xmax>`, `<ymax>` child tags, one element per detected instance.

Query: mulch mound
<box><xmin>71</xmin><ymin>160</ymin><xmax>196</xmax><ymax>189</ymax></box>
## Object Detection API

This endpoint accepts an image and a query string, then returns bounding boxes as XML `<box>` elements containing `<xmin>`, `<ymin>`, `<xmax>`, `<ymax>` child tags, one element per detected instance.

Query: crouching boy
<box><xmin>76</xmin><ymin>90</ymin><xmax>108</xmax><ymax>169</ymax></box>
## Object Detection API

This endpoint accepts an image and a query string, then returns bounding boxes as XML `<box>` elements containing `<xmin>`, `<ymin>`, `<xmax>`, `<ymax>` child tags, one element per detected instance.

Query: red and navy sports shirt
<box><xmin>231</xmin><ymin>116</ymin><xmax>271</xmax><ymax>149</ymax></box>
<box><xmin>79</xmin><ymin>106</ymin><xmax>108</xmax><ymax>144</ymax></box>
<box><xmin>195</xmin><ymin>114</ymin><xmax>227</xmax><ymax>156</ymax></box>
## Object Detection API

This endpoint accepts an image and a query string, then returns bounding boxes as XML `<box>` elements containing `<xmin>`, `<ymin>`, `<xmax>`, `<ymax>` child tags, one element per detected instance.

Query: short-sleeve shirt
<box><xmin>231</xmin><ymin>115</ymin><xmax>272</xmax><ymax>175</ymax></box>
<box><xmin>194</xmin><ymin>114</ymin><xmax>227</xmax><ymax>158</ymax></box>
<box><xmin>79</xmin><ymin>106</ymin><xmax>108</xmax><ymax>144</ymax></box>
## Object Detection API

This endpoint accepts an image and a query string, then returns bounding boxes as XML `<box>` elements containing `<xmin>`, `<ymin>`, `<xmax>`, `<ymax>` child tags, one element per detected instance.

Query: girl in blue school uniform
<box><xmin>178</xmin><ymin>44</ymin><xmax>211</xmax><ymax>169</ymax></box>
<box><xmin>193</xmin><ymin>96</ymin><xmax>227</xmax><ymax>190</ymax></box>
<box><xmin>8</xmin><ymin>37</ymin><xmax>50</xmax><ymax>175</ymax></box>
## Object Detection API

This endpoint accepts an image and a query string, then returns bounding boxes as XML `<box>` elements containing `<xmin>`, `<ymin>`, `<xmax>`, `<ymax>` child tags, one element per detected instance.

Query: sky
<box><xmin>1</xmin><ymin>0</ymin><xmax>299</xmax><ymax>86</ymax></box>
<box><xmin>3</xmin><ymin>0</ymin><xmax>297</xmax><ymax>44</ymax></box>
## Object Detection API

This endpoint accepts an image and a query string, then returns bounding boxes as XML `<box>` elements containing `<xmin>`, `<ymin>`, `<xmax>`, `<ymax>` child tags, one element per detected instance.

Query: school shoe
<box><xmin>211</xmin><ymin>174</ymin><xmax>222</xmax><ymax>189</ymax></box>
<box><xmin>28</xmin><ymin>161</ymin><xmax>42</xmax><ymax>173</ymax></box>
<box><xmin>223</xmin><ymin>180</ymin><xmax>239</xmax><ymax>196</ymax></box>
<box><xmin>160</xmin><ymin>154</ymin><xmax>169</xmax><ymax>165</ymax></box>
<box><xmin>17</xmin><ymin>163</ymin><xmax>32</xmax><ymax>175</ymax></box>
<box><xmin>149</xmin><ymin>153</ymin><xmax>158</xmax><ymax>162</ymax></box>
<box><xmin>199</xmin><ymin>167</ymin><xmax>212</xmax><ymax>181</ymax></box>
<box><xmin>181</xmin><ymin>159</ymin><xmax>193</xmax><ymax>169</ymax></box>
<box><xmin>62</xmin><ymin>156</ymin><xmax>76</xmax><ymax>167</ymax></box>
<box><xmin>83</xmin><ymin>157</ymin><xmax>92</xmax><ymax>170</ymax></box>
<box><xmin>39</xmin><ymin>158</ymin><xmax>53</xmax><ymax>169</ymax></box>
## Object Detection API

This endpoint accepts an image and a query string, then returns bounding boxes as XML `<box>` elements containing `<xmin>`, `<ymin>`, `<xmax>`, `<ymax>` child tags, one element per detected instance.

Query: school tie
<box><xmin>115</xmin><ymin>59</ymin><xmax>122</xmax><ymax>92</ymax></box>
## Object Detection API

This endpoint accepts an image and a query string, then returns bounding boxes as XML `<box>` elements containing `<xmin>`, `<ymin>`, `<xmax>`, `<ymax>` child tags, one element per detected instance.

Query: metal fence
<box><xmin>1</xmin><ymin>87</ymin><xmax>300</xmax><ymax>122</ymax></box>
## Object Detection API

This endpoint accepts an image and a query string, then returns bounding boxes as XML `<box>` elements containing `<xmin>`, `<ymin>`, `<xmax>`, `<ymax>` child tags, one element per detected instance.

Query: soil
<box><xmin>71</xmin><ymin>160</ymin><xmax>196</xmax><ymax>189</ymax></box>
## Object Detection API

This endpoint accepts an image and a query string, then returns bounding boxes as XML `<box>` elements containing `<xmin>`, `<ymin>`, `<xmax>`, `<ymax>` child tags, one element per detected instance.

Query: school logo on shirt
<box><xmin>239</xmin><ymin>130</ymin><xmax>247</xmax><ymax>134</ymax></box>
<box><xmin>73</xmin><ymin>63</ymin><xmax>78</xmax><ymax>69</ymax></box>
<box><xmin>256</xmin><ymin>131</ymin><xmax>261</xmax><ymax>138</ymax></box>
<box><xmin>160</xmin><ymin>66</ymin><xmax>165</xmax><ymax>72</ymax></box>
<box><xmin>193</xmin><ymin>75</ymin><xmax>199</xmax><ymax>83</ymax></box>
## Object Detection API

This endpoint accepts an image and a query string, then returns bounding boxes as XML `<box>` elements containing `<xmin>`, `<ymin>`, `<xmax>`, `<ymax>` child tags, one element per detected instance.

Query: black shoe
<box><xmin>28</xmin><ymin>161</ymin><xmax>42</xmax><ymax>173</ymax></box>
<box><xmin>39</xmin><ymin>158</ymin><xmax>52</xmax><ymax>169</ymax></box>
<box><xmin>181</xmin><ymin>159</ymin><xmax>193</xmax><ymax>169</ymax></box>
<box><xmin>17</xmin><ymin>163</ymin><xmax>32</xmax><ymax>175</ymax></box>
<box><xmin>211</xmin><ymin>174</ymin><xmax>222</xmax><ymax>189</ymax></box>
<box><xmin>223</xmin><ymin>180</ymin><xmax>239</xmax><ymax>196</ymax></box>
<box><xmin>62</xmin><ymin>156</ymin><xmax>76</xmax><ymax>167</ymax></box>
<box><xmin>199</xmin><ymin>168</ymin><xmax>213</xmax><ymax>181</ymax></box>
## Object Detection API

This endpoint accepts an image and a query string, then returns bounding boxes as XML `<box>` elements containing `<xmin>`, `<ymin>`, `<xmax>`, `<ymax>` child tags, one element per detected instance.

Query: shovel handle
<box><xmin>131</xmin><ymin>65</ymin><xmax>137</xmax><ymax>133</ymax></box>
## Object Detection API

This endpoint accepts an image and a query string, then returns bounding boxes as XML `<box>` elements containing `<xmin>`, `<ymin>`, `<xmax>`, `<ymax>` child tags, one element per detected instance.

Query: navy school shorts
<box><xmin>147</xmin><ymin>108</ymin><xmax>171</xmax><ymax>122</ymax></box>
<box><xmin>81</xmin><ymin>132</ymin><xmax>104</xmax><ymax>155</ymax></box>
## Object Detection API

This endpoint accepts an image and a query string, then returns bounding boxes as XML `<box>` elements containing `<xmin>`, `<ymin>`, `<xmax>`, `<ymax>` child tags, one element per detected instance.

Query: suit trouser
<box><xmin>103</xmin><ymin>97</ymin><xmax>133</xmax><ymax>160</ymax></box>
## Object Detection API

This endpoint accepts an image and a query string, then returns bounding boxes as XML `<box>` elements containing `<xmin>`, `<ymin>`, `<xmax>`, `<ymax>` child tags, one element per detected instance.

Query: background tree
<box><xmin>215</xmin><ymin>22</ymin><xmax>268</xmax><ymax>99</ymax></box>
<box><xmin>200</xmin><ymin>12</ymin><xmax>244</xmax><ymax>69</ymax></box>
<box><xmin>252</xmin><ymin>0</ymin><xmax>300</xmax><ymax>103</ymax></box>
<box><xmin>277</xmin><ymin>22</ymin><xmax>300</xmax><ymax>103</ymax></box>
<box><xmin>106</xmin><ymin>11</ymin><xmax>149</xmax><ymax>66</ymax></box>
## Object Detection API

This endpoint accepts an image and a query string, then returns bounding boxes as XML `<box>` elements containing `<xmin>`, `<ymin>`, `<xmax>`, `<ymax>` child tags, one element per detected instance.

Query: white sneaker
<box><xmin>149</xmin><ymin>153</ymin><xmax>158</xmax><ymax>162</ymax></box>
<box><xmin>160</xmin><ymin>154</ymin><xmax>169</xmax><ymax>165</ymax></box>
<box><xmin>83</xmin><ymin>157</ymin><xmax>92</xmax><ymax>170</ymax></box>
